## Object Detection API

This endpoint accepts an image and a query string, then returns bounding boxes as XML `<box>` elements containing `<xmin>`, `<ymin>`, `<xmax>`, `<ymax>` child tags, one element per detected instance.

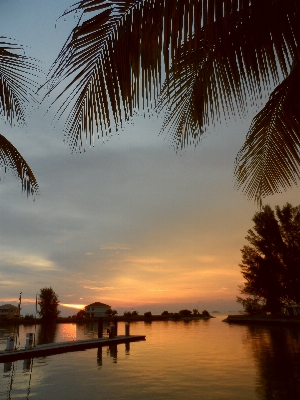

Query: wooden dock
<box><xmin>0</xmin><ymin>335</ymin><xmax>146</xmax><ymax>363</ymax></box>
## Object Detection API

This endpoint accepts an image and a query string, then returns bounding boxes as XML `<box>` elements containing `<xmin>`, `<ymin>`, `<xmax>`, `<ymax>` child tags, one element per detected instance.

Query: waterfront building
<box><xmin>0</xmin><ymin>304</ymin><xmax>20</xmax><ymax>319</ymax></box>
<box><xmin>84</xmin><ymin>302</ymin><xmax>111</xmax><ymax>317</ymax></box>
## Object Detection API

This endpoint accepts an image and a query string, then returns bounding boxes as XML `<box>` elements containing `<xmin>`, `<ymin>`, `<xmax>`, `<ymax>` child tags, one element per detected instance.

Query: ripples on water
<box><xmin>1</xmin><ymin>317</ymin><xmax>300</xmax><ymax>399</ymax></box>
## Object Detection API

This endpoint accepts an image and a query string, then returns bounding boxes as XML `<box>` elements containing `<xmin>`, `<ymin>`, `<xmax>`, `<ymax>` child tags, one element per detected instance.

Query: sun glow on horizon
<box><xmin>61</xmin><ymin>303</ymin><xmax>86</xmax><ymax>310</ymax></box>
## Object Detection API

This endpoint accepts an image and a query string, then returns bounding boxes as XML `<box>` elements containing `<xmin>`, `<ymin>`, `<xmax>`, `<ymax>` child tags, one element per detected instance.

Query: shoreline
<box><xmin>223</xmin><ymin>314</ymin><xmax>300</xmax><ymax>326</ymax></box>
<box><xmin>0</xmin><ymin>314</ymin><xmax>213</xmax><ymax>326</ymax></box>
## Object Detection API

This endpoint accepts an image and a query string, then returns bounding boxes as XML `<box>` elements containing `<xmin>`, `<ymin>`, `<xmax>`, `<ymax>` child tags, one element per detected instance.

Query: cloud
<box><xmin>125</xmin><ymin>257</ymin><xmax>165</xmax><ymax>265</ymax></box>
<box><xmin>0</xmin><ymin>280</ymin><xmax>19</xmax><ymax>287</ymax></box>
<box><xmin>214</xmin><ymin>287</ymin><xmax>229</xmax><ymax>293</ymax></box>
<box><xmin>85</xmin><ymin>252</ymin><xmax>94</xmax><ymax>256</ymax></box>
<box><xmin>100</xmin><ymin>244</ymin><xmax>131</xmax><ymax>250</ymax></box>
<box><xmin>54</xmin><ymin>234</ymin><xmax>74</xmax><ymax>244</ymax></box>
<box><xmin>83</xmin><ymin>286</ymin><xmax>116</xmax><ymax>291</ymax></box>
<box><xmin>1</xmin><ymin>251</ymin><xmax>59</xmax><ymax>271</ymax></box>
<box><xmin>0</xmin><ymin>297</ymin><xmax>36</xmax><ymax>304</ymax></box>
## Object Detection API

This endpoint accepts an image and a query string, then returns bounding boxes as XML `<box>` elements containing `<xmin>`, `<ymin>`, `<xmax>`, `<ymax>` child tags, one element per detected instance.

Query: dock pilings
<box><xmin>98</xmin><ymin>317</ymin><xmax>103</xmax><ymax>338</ymax></box>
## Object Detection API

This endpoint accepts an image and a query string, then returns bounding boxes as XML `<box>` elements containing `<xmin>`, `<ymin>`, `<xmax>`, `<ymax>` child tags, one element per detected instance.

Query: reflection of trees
<box><xmin>246</xmin><ymin>325</ymin><xmax>300</xmax><ymax>399</ymax></box>
<box><xmin>36</xmin><ymin>323</ymin><xmax>58</xmax><ymax>345</ymax></box>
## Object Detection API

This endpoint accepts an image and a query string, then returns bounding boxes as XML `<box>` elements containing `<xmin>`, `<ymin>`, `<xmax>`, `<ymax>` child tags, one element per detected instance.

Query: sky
<box><xmin>1</xmin><ymin>0</ymin><xmax>300</xmax><ymax>317</ymax></box>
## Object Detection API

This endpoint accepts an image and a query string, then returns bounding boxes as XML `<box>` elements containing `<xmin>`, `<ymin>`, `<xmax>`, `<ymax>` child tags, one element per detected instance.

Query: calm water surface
<box><xmin>1</xmin><ymin>316</ymin><xmax>300</xmax><ymax>399</ymax></box>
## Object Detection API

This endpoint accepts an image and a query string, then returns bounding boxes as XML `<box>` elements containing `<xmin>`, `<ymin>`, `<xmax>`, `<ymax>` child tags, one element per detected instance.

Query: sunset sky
<box><xmin>1</xmin><ymin>0</ymin><xmax>299</xmax><ymax>317</ymax></box>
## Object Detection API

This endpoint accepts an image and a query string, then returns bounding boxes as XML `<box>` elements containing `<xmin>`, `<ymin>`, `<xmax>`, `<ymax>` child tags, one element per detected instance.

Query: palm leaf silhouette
<box><xmin>0</xmin><ymin>38</ymin><xmax>39</xmax><ymax>195</ymax></box>
<box><xmin>235</xmin><ymin>61</ymin><xmax>300</xmax><ymax>203</ymax></box>
<box><xmin>47</xmin><ymin>0</ymin><xmax>300</xmax><ymax>202</ymax></box>
<box><xmin>0</xmin><ymin>134</ymin><xmax>38</xmax><ymax>195</ymax></box>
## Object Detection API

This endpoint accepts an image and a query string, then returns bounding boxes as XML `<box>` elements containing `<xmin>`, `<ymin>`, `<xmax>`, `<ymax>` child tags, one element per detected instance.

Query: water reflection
<box><xmin>2</xmin><ymin>320</ymin><xmax>300</xmax><ymax>399</ymax></box>
<box><xmin>3</xmin><ymin>362</ymin><xmax>12</xmax><ymax>373</ymax></box>
<box><xmin>246</xmin><ymin>325</ymin><xmax>300</xmax><ymax>399</ymax></box>
<box><xmin>36</xmin><ymin>323</ymin><xmax>58</xmax><ymax>345</ymax></box>
<box><xmin>107</xmin><ymin>344</ymin><xmax>118</xmax><ymax>363</ymax></box>
<box><xmin>23</xmin><ymin>358</ymin><xmax>32</xmax><ymax>371</ymax></box>
<box><xmin>97</xmin><ymin>347</ymin><xmax>102</xmax><ymax>367</ymax></box>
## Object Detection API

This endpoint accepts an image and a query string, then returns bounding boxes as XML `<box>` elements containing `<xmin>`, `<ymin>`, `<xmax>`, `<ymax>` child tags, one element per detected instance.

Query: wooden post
<box><xmin>109</xmin><ymin>324</ymin><xmax>115</xmax><ymax>338</ymax></box>
<box><xmin>113</xmin><ymin>316</ymin><xmax>118</xmax><ymax>336</ymax></box>
<box><xmin>98</xmin><ymin>317</ymin><xmax>103</xmax><ymax>338</ymax></box>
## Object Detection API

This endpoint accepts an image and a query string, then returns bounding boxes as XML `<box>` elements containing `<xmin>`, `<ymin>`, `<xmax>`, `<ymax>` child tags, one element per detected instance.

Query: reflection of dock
<box><xmin>0</xmin><ymin>335</ymin><xmax>145</xmax><ymax>362</ymax></box>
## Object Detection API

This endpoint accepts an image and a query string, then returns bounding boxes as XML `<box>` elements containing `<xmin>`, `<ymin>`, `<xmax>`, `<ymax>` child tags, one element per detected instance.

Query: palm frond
<box><xmin>157</xmin><ymin>0</ymin><xmax>300</xmax><ymax>149</ymax></box>
<box><xmin>46</xmin><ymin>0</ymin><xmax>300</xmax><ymax>201</ymax></box>
<box><xmin>234</xmin><ymin>61</ymin><xmax>300</xmax><ymax>203</ymax></box>
<box><xmin>0</xmin><ymin>38</ymin><xmax>40</xmax><ymax>124</ymax></box>
<box><xmin>0</xmin><ymin>134</ymin><xmax>39</xmax><ymax>196</ymax></box>
<box><xmin>0</xmin><ymin>37</ymin><xmax>41</xmax><ymax>195</ymax></box>
<box><xmin>45</xmin><ymin>0</ymin><xmax>221</xmax><ymax>151</ymax></box>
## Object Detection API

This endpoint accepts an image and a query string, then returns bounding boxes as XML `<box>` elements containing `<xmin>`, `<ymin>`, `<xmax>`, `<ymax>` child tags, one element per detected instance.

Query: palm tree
<box><xmin>0</xmin><ymin>38</ymin><xmax>39</xmax><ymax>196</ymax></box>
<box><xmin>46</xmin><ymin>0</ymin><xmax>300</xmax><ymax>204</ymax></box>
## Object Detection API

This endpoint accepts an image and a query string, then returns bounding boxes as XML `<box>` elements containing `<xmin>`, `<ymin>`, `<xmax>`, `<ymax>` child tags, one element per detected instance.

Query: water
<box><xmin>1</xmin><ymin>316</ymin><xmax>300</xmax><ymax>399</ymax></box>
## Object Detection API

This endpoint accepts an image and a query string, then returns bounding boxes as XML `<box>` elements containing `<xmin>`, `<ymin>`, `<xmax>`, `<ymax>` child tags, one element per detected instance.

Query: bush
<box><xmin>161</xmin><ymin>311</ymin><xmax>169</xmax><ymax>316</ymax></box>
<box><xmin>24</xmin><ymin>314</ymin><xmax>34</xmax><ymax>320</ymax></box>
<box><xmin>77</xmin><ymin>310</ymin><xmax>85</xmax><ymax>319</ymax></box>
<box><xmin>202</xmin><ymin>310</ymin><xmax>211</xmax><ymax>317</ymax></box>
<box><xmin>237</xmin><ymin>296</ymin><xmax>266</xmax><ymax>315</ymax></box>
<box><xmin>144</xmin><ymin>311</ymin><xmax>152</xmax><ymax>318</ymax></box>
<box><xmin>179</xmin><ymin>309</ymin><xmax>192</xmax><ymax>317</ymax></box>
<box><xmin>123</xmin><ymin>311</ymin><xmax>132</xmax><ymax>317</ymax></box>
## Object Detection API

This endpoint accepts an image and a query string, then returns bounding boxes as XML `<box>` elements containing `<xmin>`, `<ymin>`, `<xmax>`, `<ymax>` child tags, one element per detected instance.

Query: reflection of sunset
<box><xmin>61</xmin><ymin>304</ymin><xmax>86</xmax><ymax>310</ymax></box>
<box><xmin>60</xmin><ymin>323</ymin><xmax>77</xmax><ymax>341</ymax></box>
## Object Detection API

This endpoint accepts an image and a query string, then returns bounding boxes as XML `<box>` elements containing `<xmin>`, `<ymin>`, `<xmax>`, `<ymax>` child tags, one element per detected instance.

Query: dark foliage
<box><xmin>38</xmin><ymin>287</ymin><xmax>60</xmax><ymax>322</ymax></box>
<box><xmin>24</xmin><ymin>314</ymin><xmax>34</xmax><ymax>320</ymax></box>
<box><xmin>45</xmin><ymin>0</ymin><xmax>300</xmax><ymax>203</ymax></box>
<box><xmin>201</xmin><ymin>310</ymin><xmax>211</xmax><ymax>317</ymax></box>
<box><xmin>179</xmin><ymin>309</ymin><xmax>192</xmax><ymax>317</ymax></box>
<box><xmin>237</xmin><ymin>203</ymin><xmax>300</xmax><ymax>314</ymax></box>
<box><xmin>76</xmin><ymin>309</ymin><xmax>85</xmax><ymax>319</ymax></box>
<box><xmin>144</xmin><ymin>311</ymin><xmax>152</xmax><ymax>318</ymax></box>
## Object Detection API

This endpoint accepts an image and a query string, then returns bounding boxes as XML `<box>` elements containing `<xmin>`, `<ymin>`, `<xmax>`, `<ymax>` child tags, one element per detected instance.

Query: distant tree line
<box><xmin>237</xmin><ymin>203</ymin><xmax>300</xmax><ymax>314</ymax></box>
<box><xmin>76</xmin><ymin>309</ymin><xmax>211</xmax><ymax>319</ymax></box>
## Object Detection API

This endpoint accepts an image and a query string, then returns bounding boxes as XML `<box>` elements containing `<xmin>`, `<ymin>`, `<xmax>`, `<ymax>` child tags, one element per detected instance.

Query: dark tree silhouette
<box><xmin>237</xmin><ymin>203</ymin><xmax>300</xmax><ymax>313</ymax></box>
<box><xmin>38</xmin><ymin>287</ymin><xmax>61</xmax><ymax>322</ymax></box>
<box><xmin>179</xmin><ymin>309</ymin><xmax>192</xmax><ymax>317</ymax></box>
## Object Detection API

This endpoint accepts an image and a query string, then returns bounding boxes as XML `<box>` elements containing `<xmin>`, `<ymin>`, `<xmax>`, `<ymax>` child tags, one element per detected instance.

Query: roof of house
<box><xmin>0</xmin><ymin>304</ymin><xmax>19</xmax><ymax>309</ymax></box>
<box><xmin>85</xmin><ymin>302</ymin><xmax>111</xmax><ymax>308</ymax></box>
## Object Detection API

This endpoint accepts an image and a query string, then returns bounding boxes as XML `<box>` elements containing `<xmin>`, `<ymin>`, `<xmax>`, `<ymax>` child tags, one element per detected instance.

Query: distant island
<box><xmin>0</xmin><ymin>309</ymin><xmax>213</xmax><ymax>325</ymax></box>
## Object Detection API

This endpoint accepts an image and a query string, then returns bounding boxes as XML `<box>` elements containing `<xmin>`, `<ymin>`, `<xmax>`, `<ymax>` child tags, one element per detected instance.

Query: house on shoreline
<box><xmin>0</xmin><ymin>304</ymin><xmax>20</xmax><ymax>319</ymax></box>
<box><xmin>283</xmin><ymin>305</ymin><xmax>300</xmax><ymax>316</ymax></box>
<box><xmin>84</xmin><ymin>302</ymin><xmax>111</xmax><ymax>318</ymax></box>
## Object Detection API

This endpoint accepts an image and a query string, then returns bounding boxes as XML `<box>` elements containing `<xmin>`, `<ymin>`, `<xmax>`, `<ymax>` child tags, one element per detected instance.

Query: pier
<box><xmin>0</xmin><ymin>335</ymin><xmax>146</xmax><ymax>363</ymax></box>
<box><xmin>223</xmin><ymin>314</ymin><xmax>300</xmax><ymax>326</ymax></box>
